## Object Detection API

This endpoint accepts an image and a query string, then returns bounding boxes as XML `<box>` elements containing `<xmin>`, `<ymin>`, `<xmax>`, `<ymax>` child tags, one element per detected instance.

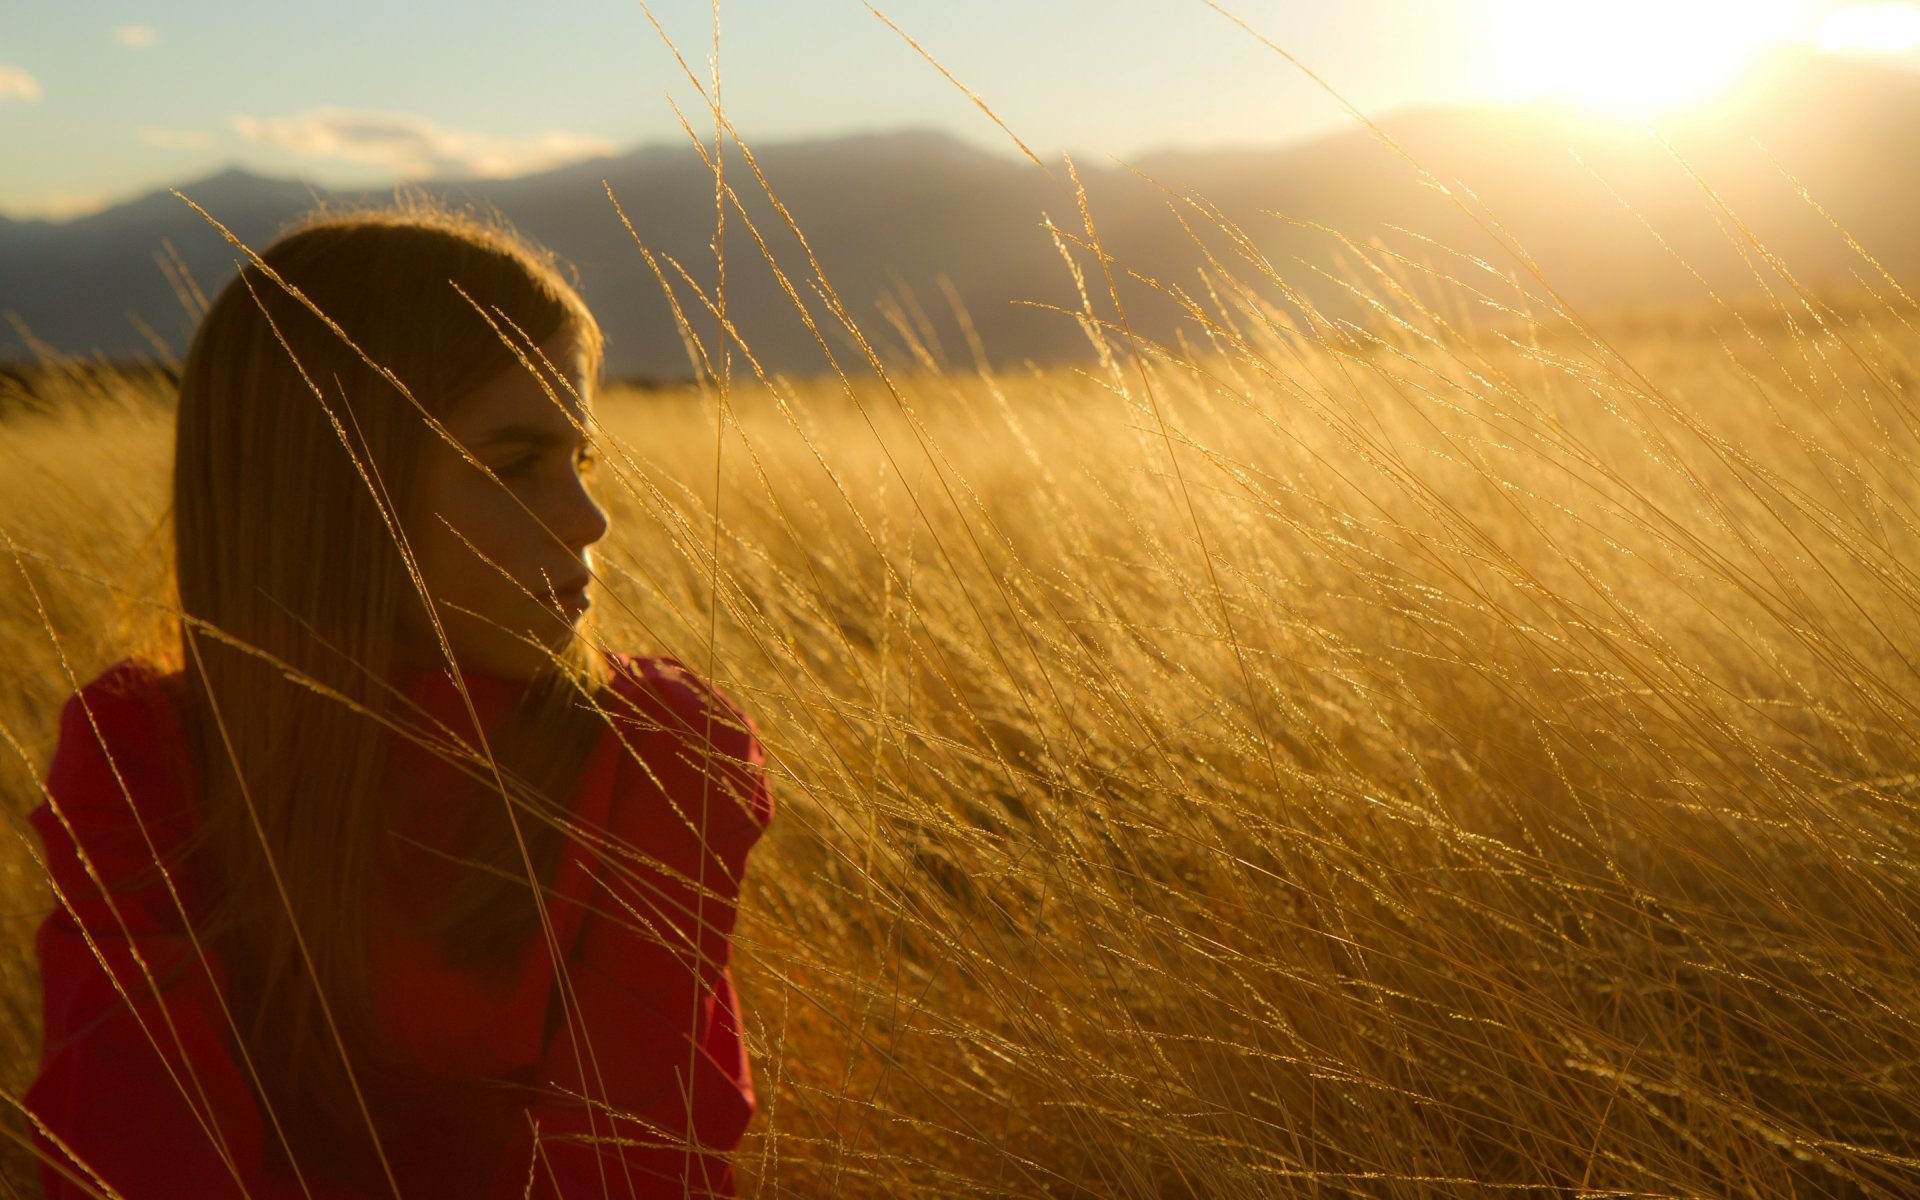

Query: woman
<box><xmin>25</xmin><ymin>206</ymin><xmax>772</xmax><ymax>1198</ymax></box>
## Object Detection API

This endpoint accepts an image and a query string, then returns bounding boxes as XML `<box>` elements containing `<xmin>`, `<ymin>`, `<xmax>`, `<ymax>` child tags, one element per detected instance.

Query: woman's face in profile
<box><xmin>399</xmin><ymin>334</ymin><xmax>609</xmax><ymax>679</ymax></box>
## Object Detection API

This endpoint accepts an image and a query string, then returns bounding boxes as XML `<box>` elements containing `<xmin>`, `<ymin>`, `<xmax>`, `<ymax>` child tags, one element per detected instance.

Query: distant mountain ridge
<box><xmin>6</xmin><ymin>50</ymin><xmax>1918</xmax><ymax>380</ymax></box>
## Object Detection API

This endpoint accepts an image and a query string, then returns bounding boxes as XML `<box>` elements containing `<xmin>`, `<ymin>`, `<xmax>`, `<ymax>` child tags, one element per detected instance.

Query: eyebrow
<box><xmin>469</xmin><ymin>424</ymin><xmax>587</xmax><ymax>452</ymax></box>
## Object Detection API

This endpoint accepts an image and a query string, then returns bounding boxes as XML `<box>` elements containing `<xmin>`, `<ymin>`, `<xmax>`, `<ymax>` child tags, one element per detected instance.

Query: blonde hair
<box><xmin>173</xmin><ymin>204</ymin><xmax>610</xmax><ymax>1172</ymax></box>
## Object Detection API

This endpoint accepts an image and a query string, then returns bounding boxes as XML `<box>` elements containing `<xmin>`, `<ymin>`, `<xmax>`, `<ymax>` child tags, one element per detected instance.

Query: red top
<box><xmin>26</xmin><ymin>653</ymin><xmax>773</xmax><ymax>1199</ymax></box>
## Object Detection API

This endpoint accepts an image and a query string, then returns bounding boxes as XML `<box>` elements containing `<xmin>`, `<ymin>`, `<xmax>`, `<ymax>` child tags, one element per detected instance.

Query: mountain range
<box><xmin>5</xmin><ymin>49</ymin><xmax>1917</xmax><ymax>381</ymax></box>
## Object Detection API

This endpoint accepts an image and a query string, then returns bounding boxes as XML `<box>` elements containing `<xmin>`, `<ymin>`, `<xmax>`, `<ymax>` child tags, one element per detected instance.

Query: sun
<box><xmin>1489</xmin><ymin>0</ymin><xmax>1810</xmax><ymax>117</ymax></box>
<box><xmin>1819</xmin><ymin>3</ymin><xmax>1920</xmax><ymax>53</ymax></box>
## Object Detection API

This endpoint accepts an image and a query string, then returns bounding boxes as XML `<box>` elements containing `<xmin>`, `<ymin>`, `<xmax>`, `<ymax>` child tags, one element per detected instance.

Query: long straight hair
<box><xmin>172</xmin><ymin>205</ymin><xmax>612</xmax><ymax>1172</ymax></box>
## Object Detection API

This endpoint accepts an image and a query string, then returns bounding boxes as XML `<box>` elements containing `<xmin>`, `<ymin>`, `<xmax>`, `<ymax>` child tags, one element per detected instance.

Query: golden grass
<box><xmin>4</xmin><ymin>222</ymin><xmax>1918</xmax><ymax>1195</ymax></box>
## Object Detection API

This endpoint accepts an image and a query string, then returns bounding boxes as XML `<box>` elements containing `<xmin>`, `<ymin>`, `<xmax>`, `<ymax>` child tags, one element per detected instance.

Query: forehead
<box><xmin>441</xmin><ymin>336</ymin><xmax>594</xmax><ymax>443</ymax></box>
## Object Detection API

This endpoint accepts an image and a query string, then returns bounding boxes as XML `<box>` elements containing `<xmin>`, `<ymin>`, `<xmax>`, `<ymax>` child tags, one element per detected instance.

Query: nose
<box><xmin>555</xmin><ymin>469</ymin><xmax>610</xmax><ymax>553</ymax></box>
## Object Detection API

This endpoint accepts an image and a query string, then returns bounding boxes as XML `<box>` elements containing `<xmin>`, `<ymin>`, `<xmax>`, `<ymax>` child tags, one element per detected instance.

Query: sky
<box><xmin>5</xmin><ymin>0</ymin><xmax>1920</xmax><ymax>221</ymax></box>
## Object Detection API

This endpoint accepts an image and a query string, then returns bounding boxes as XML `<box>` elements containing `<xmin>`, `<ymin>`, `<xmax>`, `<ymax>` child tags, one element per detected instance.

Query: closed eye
<box><xmin>484</xmin><ymin>444</ymin><xmax>593</xmax><ymax>482</ymax></box>
<box><xmin>490</xmin><ymin>453</ymin><xmax>539</xmax><ymax>480</ymax></box>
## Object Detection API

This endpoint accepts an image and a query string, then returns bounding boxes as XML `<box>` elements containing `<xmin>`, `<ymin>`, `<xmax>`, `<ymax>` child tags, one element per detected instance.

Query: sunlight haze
<box><xmin>1491</xmin><ymin>0</ymin><xmax>1809</xmax><ymax>113</ymax></box>
<box><xmin>2</xmin><ymin>0</ymin><xmax>1919</xmax><ymax>219</ymax></box>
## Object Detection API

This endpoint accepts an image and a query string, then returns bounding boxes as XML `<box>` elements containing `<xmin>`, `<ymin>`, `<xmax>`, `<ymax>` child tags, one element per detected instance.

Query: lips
<box><xmin>546</xmin><ymin>571</ymin><xmax>593</xmax><ymax>614</ymax></box>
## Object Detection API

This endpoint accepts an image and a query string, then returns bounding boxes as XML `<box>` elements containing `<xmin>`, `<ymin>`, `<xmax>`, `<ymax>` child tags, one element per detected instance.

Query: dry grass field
<box><xmin>3</xmin><ymin>199</ymin><xmax>1919</xmax><ymax>1197</ymax></box>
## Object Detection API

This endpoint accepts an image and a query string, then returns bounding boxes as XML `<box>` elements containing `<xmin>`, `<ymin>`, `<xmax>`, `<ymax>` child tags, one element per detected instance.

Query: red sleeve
<box><xmin>517</xmin><ymin>657</ymin><xmax>773</xmax><ymax>1200</ymax></box>
<box><xmin>25</xmin><ymin>664</ymin><xmax>353</xmax><ymax>1200</ymax></box>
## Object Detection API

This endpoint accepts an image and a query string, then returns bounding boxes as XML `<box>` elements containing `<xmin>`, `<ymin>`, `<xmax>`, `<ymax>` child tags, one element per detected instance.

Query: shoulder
<box><xmin>52</xmin><ymin>659</ymin><xmax>187</xmax><ymax>762</ymax></box>
<box><xmin>598</xmin><ymin>653</ymin><xmax>772</xmax><ymax>828</ymax></box>
<box><xmin>602</xmin><ymin>653</ymin><xmax>762</xmax><ymax>763</ymax></box>
<box><xmin>35</xmin><ymin>659</ymin><xmax>199</xmax><ymax>908</ymax></box>
<box><xmin>44</xmin><ymin>658</ymin><xmax>193</xmax><ymax>822</ymax></box>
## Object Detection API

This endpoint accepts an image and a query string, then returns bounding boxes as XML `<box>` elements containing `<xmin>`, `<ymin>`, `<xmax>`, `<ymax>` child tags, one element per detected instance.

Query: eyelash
<box><xmin>492</xmin><ymin>449</ymin><xmax>597</xmax><ymax>480</ymax></box>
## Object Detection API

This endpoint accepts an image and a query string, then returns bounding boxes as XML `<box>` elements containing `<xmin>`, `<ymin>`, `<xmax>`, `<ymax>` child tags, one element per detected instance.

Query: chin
<box><xmin>439</xmin><ymin>605</ymin><xmax>588</xmax><ymax>680</ymax></box>
<box><xmin>441</xmin><ymin>637</ymin><xmax>553</xmax><ymax>682</ymax></box>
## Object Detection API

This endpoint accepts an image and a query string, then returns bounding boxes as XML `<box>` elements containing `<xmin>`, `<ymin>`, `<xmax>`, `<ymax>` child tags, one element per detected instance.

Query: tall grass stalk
<box><xmin>4</xmin><ymin>101</ymin><xmax>1920</xmax><ymax>1198</ymax></box>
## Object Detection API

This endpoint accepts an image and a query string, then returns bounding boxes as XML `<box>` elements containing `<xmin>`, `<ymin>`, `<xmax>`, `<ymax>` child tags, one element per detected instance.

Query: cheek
<box><xmin>410</xmin><ymin>475</ymin><xmax>549</xmax><ymax>601</ymax></box>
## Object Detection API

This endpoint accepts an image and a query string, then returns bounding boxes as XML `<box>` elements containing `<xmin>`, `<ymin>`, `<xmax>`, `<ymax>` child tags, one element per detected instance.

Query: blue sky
<box><xmin>5</xmin><ymin>0</ymin><xmax>1919</xmax><ymax>220</ymax></box>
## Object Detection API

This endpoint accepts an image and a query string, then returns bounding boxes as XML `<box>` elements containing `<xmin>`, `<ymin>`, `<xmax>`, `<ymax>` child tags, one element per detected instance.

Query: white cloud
<box><xmin>115</xmin><ymin>25</ymin><xmax>159</xmax><ymax>48</ymax></box>
<box><xmin>6</xmin><ymin>193</ymin><xmax>109</xmax><ymax>221</ymax></box>
<box><xmin>0</xmin><ymin>65</ymin><xmax>43</xmax><ymax>102</ymax></box>
<box><xmin>138</xmin><ymin>126</ymin><xmax>214</xmax><ymax>150</ymax></box>
<box><xmin>228</xmin><ymin>108</ymin><xmax>616</xmax><ymax>180</ymax></box>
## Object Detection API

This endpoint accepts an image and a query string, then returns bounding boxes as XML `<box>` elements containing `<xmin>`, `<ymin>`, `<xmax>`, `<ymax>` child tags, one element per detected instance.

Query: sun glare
<box><xmin>1491</xmin><ymin>0</ymin><xmax>1809</xmax><ymax>116</ymax></box>
<box><xmin>1819</xmin><ymin>3</ymin><xmax>1920</xmax><ymax>52</ymax></box>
